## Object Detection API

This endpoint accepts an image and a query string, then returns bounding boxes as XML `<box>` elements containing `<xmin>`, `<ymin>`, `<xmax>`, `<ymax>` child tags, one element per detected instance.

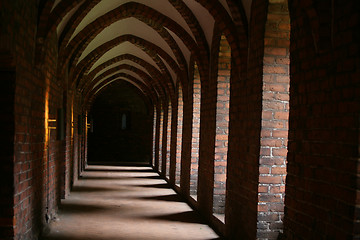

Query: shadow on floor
<box><xmin>40</xmin><ymin>235</ymin><xmax>81</xmax><ymax>240</ymax></box>
<box><xmin>141</xmin><ymin>211</ymin><xmax>206</xmax><ymax>224</ymax></box>
<box><xmin>79</xmin><ymin>175</ymin><xmax>133</xmax><ymax>181</ymax></box>
<box><xmin>136</xmin><ymin>194</ymin><xmax>184</xmax><ymax>202</ymax></box>
<box><xmin>84</xmin><ymin>168</ymin><xmax>154</xmax><ymax>173</ymax></box>
<box><xmin>135</xmin><ymin>183</ymin><xmax>170</xmax><ymax>189</ymax></box>
<box><xmin>71</xmin><ymin>185</ymin><xmax>121</xmax><ymax>192</ymax></box>
<box><xmin>132</xmin><ymin>175</ymin><xmax>162</xmax><ymax>179</ymax></box>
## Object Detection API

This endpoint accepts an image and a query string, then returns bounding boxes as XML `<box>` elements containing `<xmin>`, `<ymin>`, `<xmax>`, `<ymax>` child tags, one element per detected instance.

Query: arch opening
<box><xmin>175</xmin><ymin>85</ymin><xmax>184</xmax><ymax>187</ymax></box>
<box><xmin>166</xmin><ymin>102</ymin><xmax>172</xmax><ymax>179</ymax></box>
<box><xmin>213</xmin><ymin>34</ymin><xmax>231</xmax><ymax>223</ymax></box>
<box><xmin>190</xmin><ymin>62</ymin><xmax>201</xmax><ymax>201</ymax></box>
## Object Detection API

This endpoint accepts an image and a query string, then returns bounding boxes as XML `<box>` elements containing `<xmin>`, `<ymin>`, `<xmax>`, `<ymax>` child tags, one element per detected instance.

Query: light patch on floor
<box><xmin>42</xmin><ymin>165</ymin><xmax>220</xmax><ymax>240</ymax></box>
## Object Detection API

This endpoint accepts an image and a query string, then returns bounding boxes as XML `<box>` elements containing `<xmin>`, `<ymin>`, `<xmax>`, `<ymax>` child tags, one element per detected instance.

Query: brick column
<box><xmin>161</xmin><ymin>103</ymin><xmax>168</xmax><ymax>175</ymax></box>
<box><xmin>257</xmin><ymin>1</ymin><xmax>290</xmax><ymax>239</ymax></box>
<box><xmin>166</xmin><ymin>103</ymin><xmax>172</xmax><ymax>179</ymax></box>
<box><xmin>175</xmin><ymin>86</ymin><xmax>183</xmax><ymax>186</ymax></box>
<box><xmin>190</xmin><ymin>63</ymin><xmax>201</xmax><ymax>199</ymax></box>
<box><xmin>158</xmin><ymin>105</ymin><xmax>164</xmax><ymax>173</ymax></box>
<box><xmin>152</xmin><ymin>107</ymin><xmax>157</xmax><ymax>167</ymax></box>
<box><xmin>213</xmin><ymin>35</ymin><xmax>231</xmax><ymax>220</ymax></box>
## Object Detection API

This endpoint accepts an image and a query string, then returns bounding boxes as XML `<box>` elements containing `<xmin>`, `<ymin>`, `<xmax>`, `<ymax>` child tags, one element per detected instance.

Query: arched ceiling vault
<box><xmin>37</xmin><ymin>0</ymin><xmax>252</xmax><ymax>107</ymax></box>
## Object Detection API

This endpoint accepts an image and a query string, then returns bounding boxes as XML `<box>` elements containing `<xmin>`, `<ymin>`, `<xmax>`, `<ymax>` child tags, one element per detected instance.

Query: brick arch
<box><xmin>226</xmin><ymin>0</ymin><xmax>249</xmax><ymax>36</ymax></box>
<box><xmin>195</xmin><ymin>0</ymin><xmax>248</xmax><ymax>65</ymax></box>
<box><xmin>38</xmin><ymin>0</ymin><xmax>206</xmax><ymax>88</ymax></box>
<box><xmin>58</xmin><ymin>2</ymin><xmax>202</xmax><ymax>82</ymax></box>
<box><xmin>83</xmin><ymin>60</ymin><xmax>172</xmax><ymax>109</ymax></box>
<box><xmin>77</xmin><ymin>50</ymin><xmax>173</xmax><ymax>104</ymax></box>
<box><xmin>34</xmin><ymin>0</ymin><xmax>55</xmax><ymax>64</ymax></box>
<box><xmin>56</xmin><ymin>0</ymin><xmax>201</xmax><ymax>68</ymax></box>
<box><xmin>80</xmin><ymin>54</ymin><xmax>170</xmax><ymax>92</ymax></box>
<box><xmin>85</xmin><ymin>75</ymin><xmax>156</xmax><ymax>113</ymax></box>
<box><xmin>168</xmin><ymin>0</ymin><xmax>209</xmax><ymax>57</ymax></box>
<box><xmin>35</xmin><ymin>0</ymin><xmax>88</xmax><ymax>64</ymax></box>
<box><xmin>84</xmin><ymin>64</ymin><xmax>156</xmax><ymax>98</ymax></box>
<box><xmin>67</xmin><ymin>23</ymin><xmax>186</xmax><ymax>86</ymax></box>
<box><xmin>58</xmin><ymin>0</ymin><xmax>100</xmax><ymax>53</ymax></box>
<box><xmin>61</xmin><ymin>17</ymin><xmax>189</xmax><ymax>103</ymax></box>
<box><xmin>81</xmin><ymin>54</ymin><xmax>172</xmax><ymax>90</ymax></box>
<box><xmin>71</xmin><ymin>35</ymin><xmax>180</xmax><ymax>98</ymax></box>
<box><xmin>84</xmin><ymin>75</ymin><xmax>157</xmax><ymax>115</ymax></box>
<box><xmin>84</xmin><ymin>64</ymin><xmax>166</xmax><ymax>104</ymax></box>
<box><xmin>290</xmin><ymin>0</ymin><xmax>333</xmax><ymax>53</ymax></box>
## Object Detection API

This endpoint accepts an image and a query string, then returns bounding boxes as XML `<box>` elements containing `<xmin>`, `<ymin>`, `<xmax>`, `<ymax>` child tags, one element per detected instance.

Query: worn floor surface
<box><xmin>42</xmin><ymin>165</ymin><xmax>221</xmax><ymax>240</ymax></box>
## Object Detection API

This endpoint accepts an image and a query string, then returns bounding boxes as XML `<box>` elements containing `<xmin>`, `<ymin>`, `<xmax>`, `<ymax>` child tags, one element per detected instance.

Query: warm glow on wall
<box><xmin>71</xmin><ymin>98</ymin><xmax>74</xmax><ymax>140</ymax></box>
<box><xmin>45</xmin><ymin>78</ymin><xmax>50</xmax><ymax>147</ymax></box>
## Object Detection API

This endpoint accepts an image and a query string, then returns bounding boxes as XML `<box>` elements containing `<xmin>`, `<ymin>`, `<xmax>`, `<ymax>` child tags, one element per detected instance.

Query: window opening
<box><xmin>166</xmin><ymin>103</ymin><xmax>172</xmax><ymax>179</ymax></box>
<box><xmin>190</xmin><ymin>62</ymin><xmax>201</xmax><ymax>201</ymax></box>
<box><xmin>175</xmin><ymin>86</ymin><xmax>183</xmax><ymax>187</ymax></box>
<box><xmin>213</xmin><ymin>34</ymin><xmax>230</xmax><ymax>223</ymax></box>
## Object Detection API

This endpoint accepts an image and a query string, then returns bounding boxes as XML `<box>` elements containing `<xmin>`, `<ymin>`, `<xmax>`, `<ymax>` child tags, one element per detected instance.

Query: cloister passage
<box><xmin>1</xmin><ymin>1</ymin><xmax>359</xmax><ymax>240</ymax></box>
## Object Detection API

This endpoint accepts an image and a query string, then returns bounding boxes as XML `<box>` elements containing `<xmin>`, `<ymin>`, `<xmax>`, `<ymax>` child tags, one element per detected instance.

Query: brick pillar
<box><xmin>153</xmin><ymin>105</ymin><xmax>161</xmax><ymax>171</ymax></box>
<box><xmin>190</xmin><ymin>62</ymin><xmax>201</xmax><ymax>199</ymax></box>
<box><xmin>158</xmin><ymin>105</ymin><xmax>164</xmax><ymax>173</ymax></box>
<box><xmin>213</xmin><ymin>34</ymin><xmax>231</xmax><ymax>220</ymax></box>
<box><xmin>169</xmin><ymin>95</ymin><xmax>178</xmax><ymax>185</ymax></box>
<box><xmin>175</xmin><ymin>86</ymin><xmax>183</xmax><ymax>186</ymax></box>
<box><xmin>181</xmin><ymin>69</ymin><xmax>194</xmax><ymax>196</ymax></box>
<box><xmin>152</xmin><ymin>107</ymin><xmax>157</xmax><ymax>167</ymax></box>
<box><xmin>257</xmin><ymin>1</ymin><xmax>290</xmax><ymax>239</ymax></box>
<box><xmin>284</xmin><ymin>1</ymin><xmax>360</xmax><ymax>239</ymax></box>
<box><xmin>166</xmin><ymin>103</ymin><xmax>172</xmax><ymax>179</ymax></box>
<box><xmin>161</xmin><ymin>103</ymin><xmax>168</xmax><ymax>175</ymax></box>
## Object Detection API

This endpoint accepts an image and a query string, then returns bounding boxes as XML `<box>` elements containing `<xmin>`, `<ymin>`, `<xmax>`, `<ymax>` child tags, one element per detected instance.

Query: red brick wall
<box><xmin>0</xmin><ymin>2</ymin><xmax>66</xmax><ymax>238</ymax></box>
<box><xmin>180</xmin><ymin>62</ymin><xmax>194</xmax><ymax>196</ymax></box>
<box><xmin>152</xmin><ymin>107</ymin><xmax>157</xmax><ymax>167</ymax></box>
<box><xmin>225</xmin><ymin>0</ymin><xmax>267</xmax><ymax>238</ymax></box>
<box><xmin>154</xmin><ymin>105</ymin><xmax>161</xmax><ymax>171</ymax></box>
<box><xmin>169</xmin><ymin>94</ymin><xmax>178</xmax><ymax>186</ymax></box>
<box><xmin>190</xmin><ymin>63</ymin><xmax>201</xmax><ymax>199</ymax></box>
<box><xmin>213</xmin><ymin>34</ymin><xmax>231</xmax><ymax>216</ymax></box>
<box><xmin>158</xmin><ymin>105</ymin><xmax>164</xmax><ymax>173</ymax></box>
<box><xmin>284</xmin><ymin>0</ymin><xmax>360</xmax><ymax>239</ymax></box>
<box><xmin>166</xmin><ymin>103</ymin><xmax>172</xmax><ymax>179</ymax></box>
<box><xmin>257</xmin><ymin>1</ymin><xmax>290</xmax><ymax>239</ymax></box>
<box><xmin>1</xmin><ymin>1</ymin><xmax>359</xmax><ymax>240</ymax></box>
<box><xmin>175</xmin><ymin>86</ymin><xmax>183</xmax><ymax>186</ymax></box>
<box><xmin>160</xmin><ymin>103</ymin><xmax>169</xmax><ymax>175</ymax></box>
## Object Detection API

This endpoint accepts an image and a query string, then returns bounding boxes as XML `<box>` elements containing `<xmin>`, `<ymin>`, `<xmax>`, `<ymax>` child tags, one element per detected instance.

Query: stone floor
<box><xmin>41</xmin><ymin>165</ymin><xmax>221</xmax><ymax>240</ymax></box>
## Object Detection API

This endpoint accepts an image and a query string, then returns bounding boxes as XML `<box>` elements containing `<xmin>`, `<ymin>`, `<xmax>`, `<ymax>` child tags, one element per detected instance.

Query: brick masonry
<box><xmin>213</xmin><ymin>34</ymin><xmax>231</xmax><ymax>215</ymax></box>
<box><xmin>284</xmin><ymin>0</ymin><xmax>360</xmax><ymax>239</ymax></box>
<box><xmin>257</xmin><ymin>1</ymin><xmax>290</xmax><ymax>239</ymax></box>
<box><xmin>1</xmin><ymin>1</ymin><xmax>359</xmax><ymax>240</ymax></box>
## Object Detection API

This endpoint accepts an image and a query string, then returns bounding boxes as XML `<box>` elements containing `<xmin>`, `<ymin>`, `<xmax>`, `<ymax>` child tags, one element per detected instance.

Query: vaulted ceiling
<box><xmin>38</xmin><ymin>0</ymin><xmax>251</xmax><ymax>105</ymax></box>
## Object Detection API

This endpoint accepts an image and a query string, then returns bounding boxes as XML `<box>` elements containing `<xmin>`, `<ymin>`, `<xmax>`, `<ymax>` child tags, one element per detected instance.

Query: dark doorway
<box><xmin>0</xmin><ymin>68</ymin><xmax>15</xmax><ymax>239</ymax></box>
<box><xmin>87</xmin><ymin>81</ymin><xmax>152</xmax><ymax>165</ymax></box>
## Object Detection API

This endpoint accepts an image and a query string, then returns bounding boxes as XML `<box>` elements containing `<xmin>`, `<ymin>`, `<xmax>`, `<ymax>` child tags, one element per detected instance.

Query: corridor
<box><xmin>41</xmin><ymin>165</ymin><xmax>220</xmax><ymax>240</ymax></box>
<box><xmin>2</xmin><ymin>0</ymin><xmax>359</xmax><ymax>239</ymax></box>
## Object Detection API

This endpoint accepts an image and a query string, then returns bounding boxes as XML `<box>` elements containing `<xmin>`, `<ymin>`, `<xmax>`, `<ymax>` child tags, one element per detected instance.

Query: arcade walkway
<box><xmin>41</xmin><ymin>165</ymin><xmax>220</xmax><ymax>240</ymax></box>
